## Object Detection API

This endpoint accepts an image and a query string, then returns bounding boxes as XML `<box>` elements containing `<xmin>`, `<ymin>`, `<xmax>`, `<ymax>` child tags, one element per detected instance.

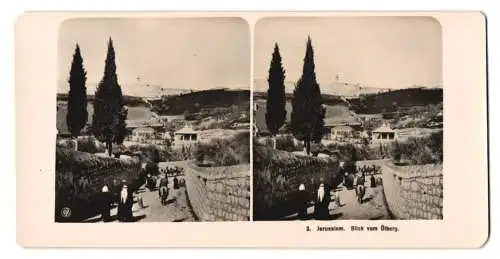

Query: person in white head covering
<box><xmin>118</xmin><ymin>184</ymin><xmax>133</xmax><ymax>222</ymax></box>
<box><xmin>120</xmin><ymin>185</ymin><xmax>128</xmax><ymax>203</ymax></box>
<box><xmin>99</xmin><ymin>184</ymin><xmax>112</xmax><ymax>222</ymax></box>
<box><xmin>314</xmin><ymin>180</ymin><xmax>331</xmax><ymax>220</ymax></box>
<box><xmin>296</xmin><ymin>183</ymin><xmax>309</xmax><ymax>220</ymax></box>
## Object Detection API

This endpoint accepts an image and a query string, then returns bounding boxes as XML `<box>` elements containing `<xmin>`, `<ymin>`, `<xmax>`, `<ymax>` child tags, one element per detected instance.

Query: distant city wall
<box><xmin>184</xmin><ymin>162</ymin><xmax>250</xmax><ymax>221</ymax></box>
<box><xmin>380</xmin><ymin>162</ymin><xmax>443</xmax><ymax>220</ymax></box>
<box><xmin>253</xmin><ymin>146</ymin><xmax>340</xmax><ymax>221</ymax></box>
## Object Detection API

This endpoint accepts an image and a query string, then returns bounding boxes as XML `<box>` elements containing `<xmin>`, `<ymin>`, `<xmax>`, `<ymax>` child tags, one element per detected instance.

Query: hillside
<box><xmin>254</xmin><ymin>99</ymin><xmax>358</xmax><ymax>134</ymax></box>
<box><xmin>252</xmin><ymin>79</ymin><xmax>297</xmax><ymax>94</ymax></box>
<box><xmin>150</xmin><ymin>88</ymin><xmax>250</xmax><ymax>116</ymax></box>
<box><xmin>56</xmin><ymin>101</ymin><xmax>154</xmax><ymax>134</ymax></box>
<box><xmin>58</xmin><ymin>81</ymin><xmax>191</xmax><ymax>98</ymax></box>
<box><xmin>57</xmin><ymin>93</ymin><xmax>147</xmax><ymax>107</ymax></box>
<box><xmin>348</xmin><ymin>87</ymin><xmax>443</xmax><ymax>114</ymax></box>
<box><xmin>253</xmin><ymin>91</ymin><xmax>347</xmax><ymax>107</ymax></box>
<box><xmin>253</xmin><ymin>78</ymin><xmax>389</xmax><ymax>97</ymax></box>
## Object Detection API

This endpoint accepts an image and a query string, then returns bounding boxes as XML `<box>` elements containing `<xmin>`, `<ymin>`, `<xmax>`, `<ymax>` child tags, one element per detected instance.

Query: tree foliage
<box><xmin>290</xmin><ymin>36</ymin><xmax>324</xmax><ymax>154</ymax></box>
<box><xmin>66</xmin><ymin>44</ymin><xmax>88</xmax><ymax>137</ymax></box>
<box><xmin>265</xmin><ymin>43</ymin><xmax>287</xmax><ymax>136</ymax></box>
<box><xmin>90</xmin><ymin>38</ymin><xmax>126</xmax><ymax>155</ymax></box>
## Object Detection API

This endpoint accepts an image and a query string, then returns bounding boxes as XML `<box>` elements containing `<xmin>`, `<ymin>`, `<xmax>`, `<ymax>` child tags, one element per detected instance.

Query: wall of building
<box><xmin>381</xmin><ymin>163</ymin><xmax>443</xmax><ymax>220</ymax></box>
<box><xmin>184</xmin><ymin>162</ymin><xmax>250</xmax><ymax>221</ymax></box>
<box><xmin>253</xmin><ymin>146</ymin><xmax>340</xmax><ymax>220</ymax></box>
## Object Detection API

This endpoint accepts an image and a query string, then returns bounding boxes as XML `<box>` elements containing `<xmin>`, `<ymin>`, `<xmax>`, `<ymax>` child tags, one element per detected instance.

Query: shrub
<box><xmin>56</xmin><ymin>139</ymin><xmax>76</xmax><ymax>150</ymax></box>
<box><xmin>125</xmin><ymin>144</ymin><xmax>165</xmax><ymax>163</ymax></box>
<box><xmin>76</xmin><ymin>137</ymin><xmax>105</xmax><ymax>153</ymax></box>
<box><xmin>194</xmin><ymin>131</ymin><xmax>250</xmax><ymax>166</ymax></box>
<box><xmin>275</xmin><ymin>135</ymin><xmax>298</xmax><ymax>152</ymax></box>
<box><xmin>389</xmin><ymin>131</ymin><xmax>443</xmax><ymax>165</ymax></box>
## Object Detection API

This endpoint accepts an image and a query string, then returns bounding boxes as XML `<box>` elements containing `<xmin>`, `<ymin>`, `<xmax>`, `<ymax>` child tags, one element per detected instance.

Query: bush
<box><xmin>194</xmin><ymin>131</ymin><xmax>250</xmax><ymax>166</ymax></box>
<box><xmin>126</xmin><ymin>144</ymin><xmax>165</xmax><ymax>163</ymax></box>
<box><xmin>324</xmin><ymin>143</ymin><xmax>379</xmax><ymax>161</ymax></box>
<box><xmin>56</xmin><ymin>139</ymin><xmax>76</xmax><ymax>150</ymax></box>
<box><xmin>275</xmin><ymin>135</ymin><xmax>299</xmax><ymax>152</ymax></box>
<box><xmin>76</xmin><ymin>137</ymin><xmax>105</xmax><ymax>153</ymax></box>
<box><xmin>390</xmin><ymin>131</ymin><xmax>443</xmax><ymax>165</ymax></box>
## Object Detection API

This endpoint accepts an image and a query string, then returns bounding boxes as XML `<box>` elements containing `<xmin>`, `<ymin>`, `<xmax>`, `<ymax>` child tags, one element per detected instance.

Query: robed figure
<box><xmin>314</xmin><ymin>183</ymin><xmax>331</xmax><ymax>220</ymax></box>
<box><xmin>370</xmin><ymin>175</ymin><xmax>377</xmax><ymax>188</ymax></box>
<box><xmin>99</xmin><ymin>185</ymin><xmax>114</xmax><ymax>222</ymax></box>
<box><xmin>296</xmin><ymin>184</ymin><xmax>310</xmax><ymax>220</ymax></box>
<box><xmin>117</xmin><ymin>185</ymin><xmax>134</xmax><ymax>222</ymax></box>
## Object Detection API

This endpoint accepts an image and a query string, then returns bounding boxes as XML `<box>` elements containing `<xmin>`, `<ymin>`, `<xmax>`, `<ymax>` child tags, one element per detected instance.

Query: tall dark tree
<box><xmin>291</xmin><ymin>36</ymin><xmax>324</xmax><ymax>155</ymax></box>
<box><xmin>66</xmin><ymin>44</ymin><xmax>88</xmax><ymax>138</ymax></box>
<box><xmin>350</xmin><ymin>145</ymin><xmax>358</xmax><ymax>162</ymax></box>
<box><xmin>91</xmin><ymin>38</ymin><xmax>125</xmax><ymax>156</ymax></box>
<box><xmin>265</xmin><ymin>43</ymin><xmax>287</xmax><ymax>149</ymax></box>
<box><xmin>114</xmin><ymin>107</ymin><xmax>128</xmax><ymax>145</ymax></box>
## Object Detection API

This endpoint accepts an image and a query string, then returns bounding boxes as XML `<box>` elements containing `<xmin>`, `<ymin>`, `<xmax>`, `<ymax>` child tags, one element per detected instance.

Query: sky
<box><xmin>254</xmin><ymin>16</ymin><xmax>442</xmax><ymax>89</ymax></box>
<box><xmin>58</xmin><ymin>18</ymin><xmax>250</xmax><ymax>94</ymax></box>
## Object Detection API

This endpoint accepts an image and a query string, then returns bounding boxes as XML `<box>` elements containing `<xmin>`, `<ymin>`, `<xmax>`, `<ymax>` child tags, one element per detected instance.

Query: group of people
<box><xmin>294</xmin><ymin>168</ymin><xmax>381</xmax><ymax>220</ymax></box>
<box><xmin>151</xmin><ymin>171</ymin><xmax>182</xmax><ymax>206</ymax></box>
<box><xmin>295</xmin><ymin>178</ymin><xmax>334</xmax><ymax>220</ymax></box>
<box><xmin>97</xmin><ymin>180</ymin><xmax>135</xmax><ymax>222</ymax></box>
<box><xmin>93</xmin><ymin>164</ymin><xmax>187</xmax><ymax>222</ymax></box>
<box><xmin>357</xmin><ymin>164</ymin><xmax>382</xmax><ymax>176</ymax></box>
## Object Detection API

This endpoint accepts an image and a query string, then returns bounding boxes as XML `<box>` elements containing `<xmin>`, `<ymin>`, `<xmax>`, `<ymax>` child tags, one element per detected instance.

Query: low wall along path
<box><xmin>55</xmin><ymin>148</ymin><xmax>142</xmax><ymax>221</ymax></box>
<box><xmin>183</xmin><ymin>162</ymin><xmax>250</xmax><ymax>221</ymax></box>
<box><xmin>380</xmin><ymin>162</ymin><xmax>443</xmax><ymax>220</ymax></box>
<box><xmin>253</xmin><ymin>146</ymin><xmax>340</xmax><ymax>220</ymax></box>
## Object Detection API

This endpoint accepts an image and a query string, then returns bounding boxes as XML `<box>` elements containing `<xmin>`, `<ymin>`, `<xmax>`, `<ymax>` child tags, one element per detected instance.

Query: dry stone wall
<box><xmin>184</xmin><ymin>162</ymin><xmax>250</xmax><ymax>221</ymax></box>
<box><xmin>253</xmin><ymin>146</ymin><xmax>340</xmax><ymax>220</ymax></box>
<box><xmin>382</xmin><ymin>163</ymin><xmax>443</xmax><ymax>220</ymax></box>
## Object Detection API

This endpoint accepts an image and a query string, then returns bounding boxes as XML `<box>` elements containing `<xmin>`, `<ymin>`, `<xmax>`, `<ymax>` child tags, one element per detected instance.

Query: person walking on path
<box><xmin>173</xmin><ymin>177</ymin><xmax>180</xmax><ymax>206</ymax></box>
<box><xmin>314</xmin><ymin>181</ymin><xmax>331</xmax><ymax>220</ymax></box>
<box><xmin>370</xmin><ymin>175</ymin><xmax>377</xmax><ymax>188</ymax></box>
<box><xmin>157</xmin><ymin>174</ymin><xmax>169</xmax><ymax>199</ymax></box>
<box><xmin>118</xmin><ymin>184</ymin><xmax>134</xmax><ymax>222</ymax></box>
<box><xmin>136</xmin><ymin>189</ymin><xmax>145</xmax><ymax>209</ymax></box>
<box><xmin>99</xmin><ymin>185</ymin><xmax>113</xmax><ymax>222</ymax></box>
<box><xmin>296</xmin><ymin>184</ymin><xmax>310</xmax><ymax>220</ymax></box>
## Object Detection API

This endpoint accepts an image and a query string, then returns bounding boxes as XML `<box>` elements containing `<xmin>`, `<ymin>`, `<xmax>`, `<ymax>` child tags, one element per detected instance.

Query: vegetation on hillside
<box><xmin>254</xmin><ymin>91</ymin><xmax>347</xmax><ymax>106</ymax></box>
<box><xmin>391</xmin><ymin>131</ymin><xmax>443</xmax><ymax>165</ymax></box>
<box><xmin>57</xmin><ymin>93</ymin><xmax>147</xmax><ymax>107</ymax></box>
<box><xmin>194</xmin><ymin>131</ymin><xmax>250</xmax><ymax>166</ymax></box>
<box><xmin>348</xmin><ymin>87</ymin><xmax>443</xmax><ymax>114</ymax></box>
<box><xmin>391</xmin><ymin>102</ymin><xmax>443</xmax><ymax>129</ymax></box>
<box><xmin>149</xmin><ymin>88</ymin><xmax>250</xmax><ymax>116</ymax></box>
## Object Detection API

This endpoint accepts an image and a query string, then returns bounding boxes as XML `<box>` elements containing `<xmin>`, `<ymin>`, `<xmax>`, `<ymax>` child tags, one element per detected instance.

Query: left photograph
<box><xmin>55</xmin><ymin>18</ymin><xmax>251</xmax><ymax>223</ymax></box>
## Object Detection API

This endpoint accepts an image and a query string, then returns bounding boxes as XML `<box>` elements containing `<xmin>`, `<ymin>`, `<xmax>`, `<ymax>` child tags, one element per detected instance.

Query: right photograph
<box><xmin>252</xmin><ymin>16</ymin><xmax>443</xmax><ymax>221</ymax></box>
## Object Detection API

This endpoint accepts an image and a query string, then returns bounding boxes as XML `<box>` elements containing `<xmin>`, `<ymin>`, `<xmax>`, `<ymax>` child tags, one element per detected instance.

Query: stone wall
<box><xmin>184</xmin><ymin>162</ymin><xmax>250</xmax><ymax>221</ymax></box>
<box><xmin>55</xmin><ymin>148</ymin><xmax>142</xmax><ymax>221</ymax></box>
<box><xmin>381</xmin><ymin>162</ymin><xmax>443</xmax><ymax>220</ymax></box>
<box><xmin>253</xmin><ymin>146</ymin><xmax>340</xmax><ymax>220</ymax></box>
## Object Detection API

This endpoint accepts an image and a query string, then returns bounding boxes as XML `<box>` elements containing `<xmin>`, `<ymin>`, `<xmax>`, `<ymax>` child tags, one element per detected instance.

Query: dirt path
<box><xmin>84</xmin><ymin>161</ymin><xmax>197</xmax><ymax>222</ymax></box>
<box><xmin>281</xmin><ymin>159</ymin><xmax>395</xmax><ymax>221</ymax></box>
<box><xmin>281</xmin><ymin>184</ymin><xmax>392</xmax><ymax>220</ymax></box>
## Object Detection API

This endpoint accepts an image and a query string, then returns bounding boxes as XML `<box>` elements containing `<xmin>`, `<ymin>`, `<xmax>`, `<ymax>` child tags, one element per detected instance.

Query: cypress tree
<box><xmin>66</xmin><ymin>44</ymin><xmax>88</xmax><ymax>138</ymax></box>
<box><xmin>91</xmin><ymin>38</ymin><xmax>125</xmax><ymax>156</ymax></box>
<box><xmin>265</xmin><ymin>43</ymin><xmax>287</xmax><ymax>149</ymax></box>
<box><xmin>291</xmin><ymin>36</ymin><xmax>324</xmax><ymax>155</ymax></box>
